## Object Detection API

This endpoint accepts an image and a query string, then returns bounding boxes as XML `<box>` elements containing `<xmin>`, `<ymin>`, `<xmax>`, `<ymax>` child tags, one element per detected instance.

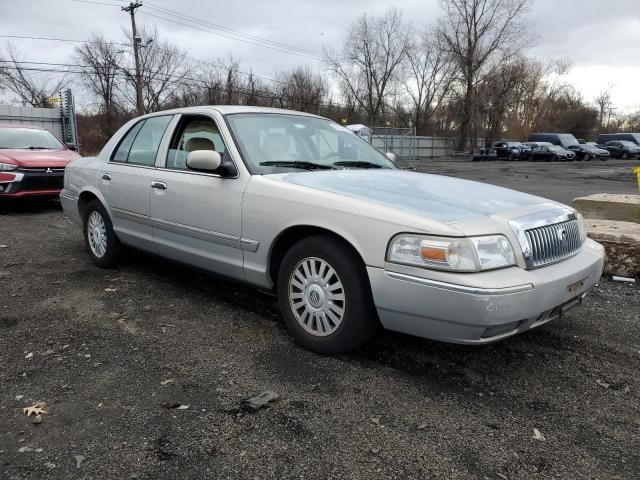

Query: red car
<box><xmin>0</xmin><ymin>124</ymin><xmax>80</xmax><ymax>198</ymax></box>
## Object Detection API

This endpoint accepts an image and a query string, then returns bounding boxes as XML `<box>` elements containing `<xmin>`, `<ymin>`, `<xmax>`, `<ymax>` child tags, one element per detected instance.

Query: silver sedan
<box><xmin>60</xmin><ymin>106</ymin><xmax>604</xmax><ymax>353</ymax></box>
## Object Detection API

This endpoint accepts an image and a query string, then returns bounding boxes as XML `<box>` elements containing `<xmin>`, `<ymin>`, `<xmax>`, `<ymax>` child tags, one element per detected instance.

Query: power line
<box><xmin>0</xmin><ymin>63</ymin><xmax>347</xmax><ymax>111</ymax></box>
<box><xmin>142</xmin><ymin>1</ymin><xmax>323</xmax><ymax>59</ymax></box>
<box><xmin>139</xmin><ymin>10</ymin><xmax>322</xmax><ymax>61</ymax></box>
<box><xmin>69</xmin><ymin>0</ymin><xmax>324</xmax><ymax>61</ymax></box>
<box><xmin>0</xmin><ymin>34</ymin><xmax>290</xmax><ymax>86</ymax></box>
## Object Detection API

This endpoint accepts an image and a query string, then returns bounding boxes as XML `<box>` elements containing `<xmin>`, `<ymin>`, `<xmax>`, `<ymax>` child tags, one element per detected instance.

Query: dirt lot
<box><xmin>1</xmin><ymin>160</ymin><xmax>639</xmax><ymax>479</ymax></box>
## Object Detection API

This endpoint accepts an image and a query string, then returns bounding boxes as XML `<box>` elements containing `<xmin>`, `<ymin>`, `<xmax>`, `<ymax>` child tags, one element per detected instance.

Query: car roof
<box><xmin>137</xmin><ymin>105</ymin><xmax>325</xmax><ymax>120</ymax></box>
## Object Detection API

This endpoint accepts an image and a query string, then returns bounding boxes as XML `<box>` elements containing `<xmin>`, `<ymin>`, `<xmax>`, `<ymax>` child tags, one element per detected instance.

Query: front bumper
<box><xmin>0</xmin><ymin>168</ymin><xmax>64</xmax><ymax>198</ymax></box>
<box><xmin>368</xmin><ymin>239</ymin><xmax>604</xmax><ymax>344</ymax></box>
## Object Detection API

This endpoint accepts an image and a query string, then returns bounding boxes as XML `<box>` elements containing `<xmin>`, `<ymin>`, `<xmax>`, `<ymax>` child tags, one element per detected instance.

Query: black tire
<box><xmin>508</xmin><ymin>153</ymin><xmax>514</xmax><ymax>162</ymax></box>
<box><xmin>622</xmin><ymin>153</ymin><xmax>628</xmax><ymax>160</ymax></box>
<box><xmin>277</xmin><ymin>235</ymin><xmax>379</xmax><ymax>354</ymax></box>
<box><xmin>82</xmin><ymin>199</ymin><xmax>121</xmax><ymax>268</ymax></box>
<box><xmin>583</xmin><ymin>154</ymin><xmax>590</xmax><ymax>161</ymax></box>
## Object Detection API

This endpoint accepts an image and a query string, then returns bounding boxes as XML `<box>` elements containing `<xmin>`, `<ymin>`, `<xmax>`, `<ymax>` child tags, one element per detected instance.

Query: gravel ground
<box><xmin>1</xmin><ymin>160</ymin><xmax>639</xmax><ymax>479</ymax></box>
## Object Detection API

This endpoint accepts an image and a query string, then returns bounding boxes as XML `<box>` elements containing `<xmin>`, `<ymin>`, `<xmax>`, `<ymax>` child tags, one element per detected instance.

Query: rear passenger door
<box><xmin>100</xmin><ymin>115</ymin><xmax>173</xmax><ymax>251</ymax></box>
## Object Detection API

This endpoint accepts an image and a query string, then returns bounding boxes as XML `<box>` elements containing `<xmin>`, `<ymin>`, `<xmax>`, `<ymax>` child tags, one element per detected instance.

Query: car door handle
<box><xmin>151</xmin><ymin>181</ymin><xmax>167</xmax><ymax>190</ymax></box>
<box><xmin>102</xmin><ymin>173</ymin><xmax>112</xmax><ymax>181</ymax></box>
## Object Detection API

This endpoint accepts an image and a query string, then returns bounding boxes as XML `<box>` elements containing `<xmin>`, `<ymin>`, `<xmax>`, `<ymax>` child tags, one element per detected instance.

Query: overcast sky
<box><xmin>2</xmin><ymin>0</ymin><xmax>639</xmax><ymax>111</ymax></box>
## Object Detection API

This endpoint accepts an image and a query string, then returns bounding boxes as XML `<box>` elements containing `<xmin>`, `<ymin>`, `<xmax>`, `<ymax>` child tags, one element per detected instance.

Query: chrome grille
<box><xmin>524</xmin><ymin>219</ymin><xmax>582</xmax><ymax>268</ymax></box>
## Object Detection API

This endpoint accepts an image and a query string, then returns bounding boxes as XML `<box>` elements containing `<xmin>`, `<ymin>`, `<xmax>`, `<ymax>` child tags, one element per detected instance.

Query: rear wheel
<box><xmin>277</xmin><ymin>235</ymin><xmax>379</xmax><ymax>354</ymax></box>
<box><xmin>83</xmin><ymin>200</ymin><xmax>121</xmax><ymax>268</ymax></box>
<box><xmin>622</xmin><ymin>152</ymin><xmax>628</xmax><ymax>160</ymax></box>
<box><xmin>583</xmin><ymin>154</ymin><xmax>591</xmax><ymax>161</ymax></box>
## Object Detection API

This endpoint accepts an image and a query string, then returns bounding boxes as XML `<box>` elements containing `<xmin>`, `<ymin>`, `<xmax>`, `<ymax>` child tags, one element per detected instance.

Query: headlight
<box><xmin>387</xmin><ymin>234</ymin><xmax>516</xmax><ymax>272</ymax></box>
<box><xmin>0</xmin><ymin>163</ymin><xmax>17</xmax><ymax>171</ymax></box>
<box><xmin>576</xmin><ymin>213</ymin><xmax>587</xmax><ymax>243</ymax></box>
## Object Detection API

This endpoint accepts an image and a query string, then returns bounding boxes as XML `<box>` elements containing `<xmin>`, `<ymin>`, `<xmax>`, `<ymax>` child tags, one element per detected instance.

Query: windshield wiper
<box><xmin>27</xmin><ymin>146</ymin><xmax>51</xmax><ymax>150</ymax></box>
<box><xmin>259</xmin><ymin>161</ymin><xmax>335</xmax><ymax>170</ymax></box>
<box><xmin>333</xmin><ymin>161</ymin><xmax>384</xmax><ymax>169</ymax></box>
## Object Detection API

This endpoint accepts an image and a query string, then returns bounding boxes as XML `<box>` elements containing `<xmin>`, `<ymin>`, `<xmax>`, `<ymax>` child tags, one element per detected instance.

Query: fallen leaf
<box><xmin>177</xmin><ymin>404</ymin><xmax>190</xmax><ymax>410</ymax></box>
<box><xmin>532</xmin><ymin>428</ymin><xmax>545</xmax><ymax>441</ymax></box>
<box><xmin>24</xmin><ymin>352</ymin><xmax>33</xmax><ymax>360</ymax></box>
<box><xmin>596</xmin><ymin>379</ymin><xmax>610</xmax><ymax>389</ymax></box>
<box><xmin>23</xmin><ymin>403</ymin><xmax>47</xmax><ymax>417</ymax></box>
<box><xmin>104</xmin><ymin>288</ymin><xmax>117</xmax><ymax>292</ymax></box>
<box><xmin>160</xmin><ymin>379</ymin><xmax>175</xmax><ymax>386</ymax></box>
<box><xmin>74</xmin><ymin>455</ymin><xmax>86</xmax><ymax>469</ymax></box>
<box><xmin>0</xmin><ymin>245</ymin><xmax>7</xmax><ymax>248</ymax></box>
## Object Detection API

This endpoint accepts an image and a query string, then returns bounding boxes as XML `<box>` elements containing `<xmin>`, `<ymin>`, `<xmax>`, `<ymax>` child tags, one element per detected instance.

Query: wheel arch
<box><xmin>267</xmin><ymin>225</ymin><xmax>368</xmax><ymax>287</ymax></box>
<box><xmin>77</xmin><ymin>187</ymin><xmax>111</xmax><ymax>222</ymax></box>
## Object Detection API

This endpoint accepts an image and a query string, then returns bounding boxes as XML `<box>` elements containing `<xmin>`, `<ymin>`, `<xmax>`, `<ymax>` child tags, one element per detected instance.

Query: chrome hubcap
<box><xmin>288</xmin><ymin>257</ymin><xmax>345</xmax><ymax>337</ymax></box>
<box><xmin>87</xmin><ymin>211</ymin><xmax>107</xmax><ymax>258</ymax></box>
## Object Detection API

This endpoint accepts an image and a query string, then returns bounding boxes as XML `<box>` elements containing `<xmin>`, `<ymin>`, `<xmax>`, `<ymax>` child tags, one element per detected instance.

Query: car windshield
<box><xmin>618</xmin><ymin>140</ymin><xmax>637</xmax><ymax>147</ymax></box>
<box><xmin>506</xmin><ymin>142</ymin><xmax>523</xmax><ymax>147</ymax></box>
<box><xmin>548</xmin><ymin>145</ymin><xmax>564</xmax><ymax>151</ymax></box>
<box><xmin>225</xmin><ymin>113</ymin><xmax>396</xmax><ymax>173</ymax></box>
<box><xmin>0</xmin><ymin>127</ymin><xmax>64</xmax><ymax>150</ymax></box>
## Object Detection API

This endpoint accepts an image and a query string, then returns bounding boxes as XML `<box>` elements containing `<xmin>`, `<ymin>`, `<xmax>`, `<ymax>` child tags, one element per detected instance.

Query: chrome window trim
<box><xmin>157</xmin><ymin>112</ymin><xmax>240</xmax><ymax>180</ymax></box>
<box><xmin>509</xmin><ymin>208</ymin><xmax>580</xmax><ymax>269</ymax></box>
<box><xmin>385</xmin><ymin>271</ymin><xmax>533</xmax><ymax>295</ymax></box>
<box><xmin>107</xmin><ymin>114</ymin><xmax>175</xmax><ymax>168</ymax></box>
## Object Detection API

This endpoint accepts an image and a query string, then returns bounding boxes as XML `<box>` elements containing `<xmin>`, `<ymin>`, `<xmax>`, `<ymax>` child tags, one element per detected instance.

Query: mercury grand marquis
<box><xmin>60</xmin><ymin>106</ymin><xmax>604</xmax><ymax>354</ymax></box>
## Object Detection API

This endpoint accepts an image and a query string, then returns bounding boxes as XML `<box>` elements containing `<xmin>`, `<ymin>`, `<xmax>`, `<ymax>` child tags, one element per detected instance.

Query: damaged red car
<box><xmin>0</xmin><ymin>124</ymin><xmax>80</xmax><ymax>198</ymax></box>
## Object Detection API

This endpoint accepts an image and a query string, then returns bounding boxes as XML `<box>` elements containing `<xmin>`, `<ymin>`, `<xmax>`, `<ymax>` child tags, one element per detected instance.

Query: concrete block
<box><xmin>586</xmin><ymin>219</ymin><xmax>640</xmax><ymax>277</ymax></box>
<box><xmin>574</xmin><ymin>194</ymin><xmax>640</xmax><ymax>223</ymax></box>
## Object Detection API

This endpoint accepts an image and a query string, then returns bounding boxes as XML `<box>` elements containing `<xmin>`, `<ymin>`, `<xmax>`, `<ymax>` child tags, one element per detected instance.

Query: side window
<box><xmin>112</xmin><ymin>120</ymin><xmax>144</xmax><ymax>163</ymax></box>
<box><xmin>166</xmin><ymin>116</ymin><xmax>226</xmax><ymax>170</ymax></box>
<box><xmin>127</xmin><ymin>116</ymin><xmax>172</xmax><ymax>166</ymax></box>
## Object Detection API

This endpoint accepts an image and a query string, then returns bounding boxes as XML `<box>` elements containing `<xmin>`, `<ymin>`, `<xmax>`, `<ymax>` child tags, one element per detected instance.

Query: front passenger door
<box><xmin>149</xmin><ymin>114</ymin><xmax>248</xmax><ymax>281</ymax></box>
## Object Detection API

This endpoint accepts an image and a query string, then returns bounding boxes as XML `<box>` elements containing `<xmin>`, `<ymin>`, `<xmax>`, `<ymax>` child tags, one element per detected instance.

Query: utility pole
<box><xmin>122</xmin><ymin>1</ymin><xmax>144</xmax><ymax>115</ymax></box>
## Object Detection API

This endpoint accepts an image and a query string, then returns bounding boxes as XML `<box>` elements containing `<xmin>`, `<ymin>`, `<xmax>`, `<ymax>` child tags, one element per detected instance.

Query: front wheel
<box><xmin>622</xmin><ymin>153</ymin><xmax>628</xmax><ymax>160</ymax></box>
<box><xmin>83</xmin><ymin>200</ymin><xmax>121</xmax><ymax>268</ymax></box>
<box><xmin>277</xmin><ymin>235</ymin><xmax>379</xmax><ymax>354</ymax></box>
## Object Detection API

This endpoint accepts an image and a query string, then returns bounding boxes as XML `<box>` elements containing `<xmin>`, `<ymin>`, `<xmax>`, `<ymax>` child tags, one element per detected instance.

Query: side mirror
<box><xmin>66</xmin><ymin>143</ymin><xmax>78</xmax><ymax>151</ymax></box>
<box><xmin>186</xmin><ymin>150</ymin><xmax>222</xmax><ymax>172</ymax></box>
<box><xmin>386</xmin><ymin>151</ymin><xmax>397</xmax><ymax>162</ymax></box>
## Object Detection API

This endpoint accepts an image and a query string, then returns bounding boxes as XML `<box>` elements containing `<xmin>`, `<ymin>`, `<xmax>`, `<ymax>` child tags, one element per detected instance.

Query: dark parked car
<box><xmin>528</xmin><ymin>133</ymin><xmax>581</xmax><ymax>149</ymax></box>
<box><xmin>491</xmin><ymin>141</ymin><xmax>531</xmax><ymax>160</ymax></box>
<box><xmin>470</xmin><ymin>147</ymin><xmax>497</xmax><ymax>161</ymax></box>
<box><xmin>566</xmin><ymin>143</ymin><xmax>610</xmax><ymax>161</ymax></box>
<box><xmin>596</xmin><ymin>133</ymin><xmax>640</xmax><ymax>146</ymax></box>
<box><xmin>602</xmin><ymin>140</ymin><xmax>640</xmax><ymax>159</ymax></box>
<box><xmin>527</xmin><ymin>143</ymin><xmax>575</xmax><ymax>162</ymax></box>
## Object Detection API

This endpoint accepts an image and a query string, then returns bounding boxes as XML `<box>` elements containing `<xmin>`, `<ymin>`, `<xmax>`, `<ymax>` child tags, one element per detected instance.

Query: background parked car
<box><xmin>566</xmin><ymin>143</ymin><xmax>609</xmax><ymax>161</ymax></box>
<box><xmin>470</xmin><ymin>147</ymin><xmax>497</xmax><ymax>161</ymax></box>
<box><xmin>528</xmin><ymin>132</ymin><xmax>581</xmax><ymax>149</ymax></box>
<box><xmin>527</xmin><ymin>143</ymin><xmax>575</xmax><ymax>161</ymax></box>
<box><xmin>491</xmin><ymin>141</ymin><xmax>531</xmax><ymax>160</ymax></box>
<box><xmin>0</xmin><ymin>124</ymin><xmax>79</xmax><ymax>198</ymax></box>
<box><xmin>602</xmin><ymin>140</ymin><xmax>640</xmax><ymax>159</ymax></box>
<box><xmin>596</xmin><ymin>133</ymin><xmax>640</xmax><ymax>146</ymax></box>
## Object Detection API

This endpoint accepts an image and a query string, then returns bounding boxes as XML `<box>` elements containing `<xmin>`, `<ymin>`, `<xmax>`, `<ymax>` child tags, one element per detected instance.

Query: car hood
<box><xmin>0</xmin><ymin>149</ymin><xmax>79</xmax><ymax>167</ymax></box>
<box><xmin>268</xmin><ymin>169</ymin><xmax>557</xmax><ymax>225</ymax></box>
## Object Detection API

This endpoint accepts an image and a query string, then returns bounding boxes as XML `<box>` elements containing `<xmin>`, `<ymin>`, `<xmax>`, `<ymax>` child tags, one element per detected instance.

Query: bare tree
<box><xmin>402</xmin><ymin>28</ymin><xmax>456</xmax><ymax>133</ymax></box>
<box><xmin>274</xmin><ymin>66</ymin><xmax>327</xmax><ymax>113</ymax></box>
<box><xmin>594</xmin><ymin>88</ymin><xmax>614</xmax><ymax>130</ymax></box>
<box><xmin>438</xmin><ymin>0</ymin><xmax>532</xmax><ymax>149</ymax></box>
<box><xmin>0</xmin><ymin>43</ymin><xmax>66</xmax><ymax>107</ymax></box>
<box><xmin>324</xmin><ymin>8</ymin><xmax>409</xmax><ymax>125</ymax></box>
<box><xmin>120</xmin><ymin>26</ymin><xmax>192</xmax><ymax>113</ymax></box>
<box><xmin>73</xmin><ymin>34</ymin><xmax>124</xmax><ymax>134</ymax></box>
